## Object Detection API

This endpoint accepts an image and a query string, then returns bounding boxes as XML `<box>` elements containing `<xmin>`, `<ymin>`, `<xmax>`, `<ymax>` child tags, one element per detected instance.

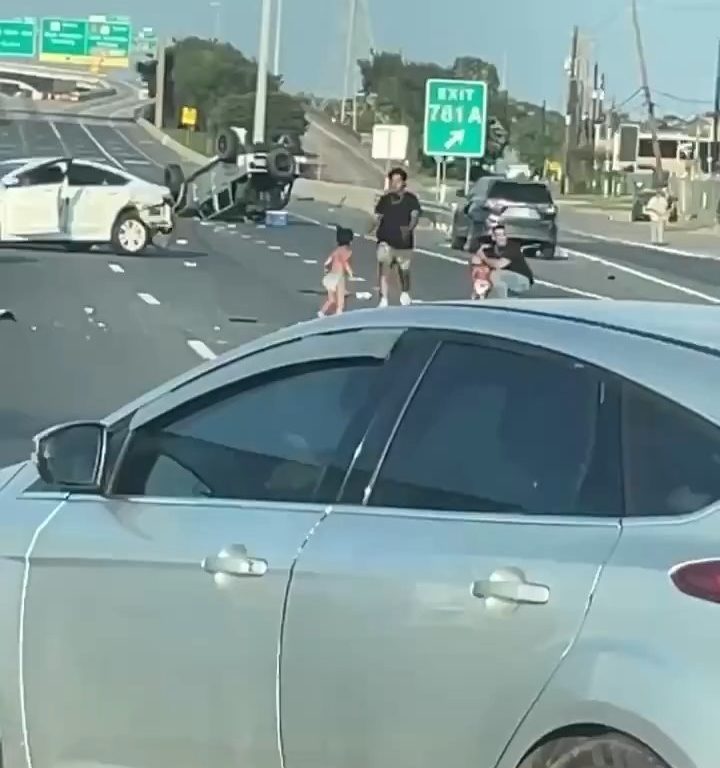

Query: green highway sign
<box><xmin>40</xmin><ymin>16</ymin><xmax>132</xmax><ymax>67</ymax></box>
<box><xmin>0</xmin><ymin>19</ymin><xmax>37</xmax><ymax>58</ymax></box>
<box><xmin>423</xmin><ymin>78</ymin><xmax>488</xmax><ymax>158</ymax></box>
<box><xmin>134</xmin><ymin>27</ymin><xmax>158</xmax><ymax>56</ymax></box>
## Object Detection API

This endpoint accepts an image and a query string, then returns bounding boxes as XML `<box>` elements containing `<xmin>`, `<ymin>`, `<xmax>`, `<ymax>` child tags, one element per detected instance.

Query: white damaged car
<box><xmin>0</xmin><ymin>157</ymin><xmax>174</xmax><ymax>255</ymax></box>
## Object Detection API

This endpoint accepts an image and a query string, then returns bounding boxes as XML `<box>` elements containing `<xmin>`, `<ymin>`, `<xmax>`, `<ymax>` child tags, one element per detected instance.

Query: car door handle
<box><xmin>202</xmin><ymin>545</ymin><xmax>268</xmax><ymax>578</ymax></box>
<box><xmin>472</xmin><ymin>568</ymin><xmax>550</xmax><ymax>605</ymax></box>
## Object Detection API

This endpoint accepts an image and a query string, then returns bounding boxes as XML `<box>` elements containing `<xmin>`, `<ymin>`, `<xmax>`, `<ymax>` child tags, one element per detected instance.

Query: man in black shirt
<box><xmin>479</xmin><ymin>225</ymin><xmax>534</xmax><ymax>298</ymax></box>
<box><xmin>372</xmin><ymin>167</ymin><xmax>422</xmax><ymax>306</ymax></box>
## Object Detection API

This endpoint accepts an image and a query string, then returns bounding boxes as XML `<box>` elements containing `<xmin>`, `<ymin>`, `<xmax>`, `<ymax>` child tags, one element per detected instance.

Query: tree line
<box><xmin>141</xmin><ymin>38</ymin><xmax>563</xmax><ymax>167</ymax></box>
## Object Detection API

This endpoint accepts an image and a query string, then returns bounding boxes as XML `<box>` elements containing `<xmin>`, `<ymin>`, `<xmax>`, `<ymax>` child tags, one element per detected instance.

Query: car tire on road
<box><xmin>517</xmin><ymin>733</ymin><xmax>669</xmax><ymax>768</ymax></box>
<box><xmin>111</xmin><ymin>210</ymin><xmax>150</xmax><ymax>256</ymax></box>
<box><xmin>164</xmin><ymin>163</ymin><xmax>186</xmax><ymax>209</ymax></box>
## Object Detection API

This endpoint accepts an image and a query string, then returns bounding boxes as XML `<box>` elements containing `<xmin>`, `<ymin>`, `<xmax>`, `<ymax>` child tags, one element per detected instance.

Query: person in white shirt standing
<box><xmin>645</xmin><ymin>188</ymin><xmax>670</xmax><ymax>245</ymax></box>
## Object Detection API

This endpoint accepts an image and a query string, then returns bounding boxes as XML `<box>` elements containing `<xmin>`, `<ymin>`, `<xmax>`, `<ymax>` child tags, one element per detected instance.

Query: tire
<box><xmin>164</xmin><ymin>163</ymin><xmax>186</xmax><ymax>209</ymax></box>
<box><xmin>517</xmin><ymin>733</ymin><xmax>669</xmax><ymax>768</ymax></box>
<box><xmin>451</xmin><ymin>235</ymin><xmax>467</xmax><ymax>251</ymax></box>
<box><xmin>266</xmin><ymin>147</ymin><xmax>296</xmax><ymax>182</ymax></box>
<box><xmin>111</xmin><ymin>210</ymin><xmax>149</xmax><ymax>255</ymax></box>
<box><xmin>215</xmin><ymin>128</ymin><xmax>240</xmax><ymax>163</ymax></box>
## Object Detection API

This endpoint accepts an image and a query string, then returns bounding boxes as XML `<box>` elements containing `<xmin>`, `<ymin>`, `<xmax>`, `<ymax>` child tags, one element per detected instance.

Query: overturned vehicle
<box><xmin>164</xmin><ymin>127</ymin><xmax>301</xmax><ymax>223</ymax></box>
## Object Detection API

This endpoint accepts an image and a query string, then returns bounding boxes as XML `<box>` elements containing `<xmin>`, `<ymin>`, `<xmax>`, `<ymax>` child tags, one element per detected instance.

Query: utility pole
<box><xmin>712</xmin><ymin>38</ymin><xmax>720</xmax><ymax>172</ymax></box>
<box><xmin>154</xmin><ymin>39</ymin><xmax>166</xmax><ymax>129</ymax></box>
<box><xmin>561</xmin><ymin>25</ymin><xmax>579</xmax><ymax>194</ymax></box>
<box><xmin>273</xmin><ymin>0</ymin><xmax>283</xmax><ymax>75</ymax></box>
<box><xmin>630</xmin><ymin>0</ymin><xmax>663</xmax><ymax>186</ymax></box>
<box><xmin>539</xmin><ymin>99</ymin><xmax>547</xmax><ymax>176</ymax></box>
<box><xmin>590</xmin><ymin>62</ymin><xmax>599</xmax><ymax>150</ymax></box>
<box><xmin>252</xmin><ymin>0</ymin><xmax>272</xmax><ymax>145</ymax></box>
<box><xmin>340</xmin><ymin>0</ymin><xmax>358</xmax><ymax>126</ymax></box>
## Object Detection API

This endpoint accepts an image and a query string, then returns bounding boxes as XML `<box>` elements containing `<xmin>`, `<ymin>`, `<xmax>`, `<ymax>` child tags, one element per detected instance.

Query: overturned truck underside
<box><xmin>164</xmin><ymin>127</ymin><xmax>299</xmax><ymax>223</ymax></box>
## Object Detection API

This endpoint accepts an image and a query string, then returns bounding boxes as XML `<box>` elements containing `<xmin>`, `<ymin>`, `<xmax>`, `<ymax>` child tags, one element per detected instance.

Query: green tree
<box><xmin>169</xmin><ymin>36</ymin><xmax>306</xmax><ymax>138</ymax></box>
<box><xmin>209</xmin><ymin>92</ymin><xmax>308</xmax><ymax>139</ymax></box>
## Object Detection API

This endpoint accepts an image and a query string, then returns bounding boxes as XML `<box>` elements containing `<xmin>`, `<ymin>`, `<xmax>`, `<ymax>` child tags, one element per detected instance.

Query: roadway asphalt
<box><xmin>0</xmin><ymin>112</ymin><xmax>720</xmax><ymax>465</ymax></box>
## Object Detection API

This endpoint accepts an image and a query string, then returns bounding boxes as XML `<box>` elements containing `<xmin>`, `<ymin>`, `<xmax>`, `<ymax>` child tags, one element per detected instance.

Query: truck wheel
<box><xmin>216</xmin><ymin>129</ymin><xmax>240</xmax><ymax>163</ymax></box>
<box><xmin>164</xmin><ymin>163</ymin><xmax>186</xmax><ymax>209</ymax></box>
<box><xmin>267</xmin><ymin>147</ymin><xmax>296</xmax><ymax>182</ymax></box>
<box><xmin>111</xmin><ymin>211</ymin><xmax>149</xmax><ymax>255</ymax></box>
<box><xmin>517</xmin><ymin>733</ymin><xmax>669</xmax><ymax>768</ymax></box>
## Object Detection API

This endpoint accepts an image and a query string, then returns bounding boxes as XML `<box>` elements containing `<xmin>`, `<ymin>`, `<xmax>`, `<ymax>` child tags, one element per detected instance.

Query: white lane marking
<box><xmin>284</xmin><ymin>251</ymin><xmax>300</xmax><ymax>257</ymax></box>
<box><xmin>564</xmin><ymin>227</ymin><xmax>720</xmax><ymax>262</ymax></box>
<box><xmin>187</xmin><ymin>339</ymin><xmax>217</xmax><ymax>360</ymax></box>
<box><xmin>176</xmin><ymin>238</ymin><xmax>189</xmax><ymax>245</ymax></box>
<box><xmin>349</xmin><ymin>276</ymin><xmax>366</xmax><ymax>282</ymax></box>
<box><xmin>123</xmin><ymin>159</ymin><xmax>152</xmax><ymax>166</ymax></box>
<box><xmin>108</xmin><ymin>263</ymin><xmax>124</xmax><ymax>273</ymax></box>
<box><xmin>109</xmin><ymin>126</ymin><xmax>165</xmax><ymax>168</ymax></box>
<box><xmin>563</xmin><ymin>247</ymin><xmax>720</xmax><ymax>304</ymax></box>
<box><xmin>83</xmin><ymin>306</ymin><xmax>95</xmax><ymax>315</ymax></box>
<box><xmin>268</xmin><ymin>245</ymin><xmax>281</xmax><ymax>251</ymax></box>
<box><xmin>138</xmin><ymin>292</ymin><xmax>160</xmax><ymax>305</ymax></box>
<box><xmin>19</xmin><ymin>500</ymin><xmax>66</xmax><ymax>768</ymax></box>
<box><xmin>255</xmin><ymin>239</ymin><xmax>267</xmax><ymax>245</ymax></box>
<box><xmin>184</xmin><ymin>261</ymin><xmax>197</xmax><ymax>267</ymax></box>
<box><xmin>48</xmin><ymin>121</ymin><xmax>70</xmax><ymax>154</ymax></box>
<box><xmin>241</xmin><ymin>233</ymin><xmax>252</xmax><ymax>239</ymax></box>
<box><xmin>355</xmin><ymin>291</ymin><xmax>373</xmax><ymax>299</ymax></box>
<box><xmin>303</xmin><ymin>258</ymin><xmax>318</xmax><ymax>264</ymax></box>
<box><xmin>78</xmin><ymin>122</ymin><xmax>124</xmax><ymax>169</ymax></box>
<box><xmin>227</xmin><ymin>223</ymin><xmax>237</xmax><ymax>228</ymax></box>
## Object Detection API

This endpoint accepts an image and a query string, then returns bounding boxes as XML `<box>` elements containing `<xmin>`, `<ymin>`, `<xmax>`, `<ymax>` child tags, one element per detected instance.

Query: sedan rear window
<box><xmin>488</xmin><ymin>181</ymin><xmax>553</xmax><ymax>205</ymax></box>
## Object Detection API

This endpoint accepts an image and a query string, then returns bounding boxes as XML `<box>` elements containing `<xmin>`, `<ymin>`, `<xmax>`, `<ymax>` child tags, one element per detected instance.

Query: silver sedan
<box><xmin>0</xmin><ymin>299</ymin><xmax>718</xmax><ymax>768</ymax></box>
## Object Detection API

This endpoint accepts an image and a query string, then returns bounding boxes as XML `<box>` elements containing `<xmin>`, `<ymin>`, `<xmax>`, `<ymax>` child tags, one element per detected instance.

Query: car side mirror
<box><xmin>32</xmin><ymin>421</ymin><xmax>107</xmax><ymax>489</ymax></box>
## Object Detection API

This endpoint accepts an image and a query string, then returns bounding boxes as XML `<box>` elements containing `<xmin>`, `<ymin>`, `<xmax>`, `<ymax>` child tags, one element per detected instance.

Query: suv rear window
<box><xmin>488</xmin><ymin>181</ymin><xmax>553</xmax><ymax>205</ymax></box>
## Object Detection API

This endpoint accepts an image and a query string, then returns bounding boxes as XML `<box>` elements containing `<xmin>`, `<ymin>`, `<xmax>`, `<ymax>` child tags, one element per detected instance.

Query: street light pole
<box><xmin>253</xmin><ymin>0</ymin><xmax>272</xmax><ymax>145</ymax></box>
<box><xmin>273</xmin><ymin>0</ymin><xmax>283</xmax><ymax>75</ymax></box>
<box><xmin>210</xmin><ymin>1</ymin><xmax>221</xmax><ymax>41</ymax></box>
<box><xmin>340</xmin><ymin>0</ymin><xmax>358</xmax><ymax>126</ymax></box>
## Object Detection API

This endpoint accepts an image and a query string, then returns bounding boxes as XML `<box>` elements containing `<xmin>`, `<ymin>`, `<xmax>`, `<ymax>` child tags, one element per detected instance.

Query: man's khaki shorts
<box><xmin>376</xmin><ymin>242</ymin><xmax>413</xmax><ymax>270</ymax></box>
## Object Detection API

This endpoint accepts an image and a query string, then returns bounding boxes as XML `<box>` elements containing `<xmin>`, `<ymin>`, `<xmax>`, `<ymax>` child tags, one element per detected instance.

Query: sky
<box><xmin>21</xmin><ymin>0</ymin><xmax>720</xmax><ymax>117</ymax></box>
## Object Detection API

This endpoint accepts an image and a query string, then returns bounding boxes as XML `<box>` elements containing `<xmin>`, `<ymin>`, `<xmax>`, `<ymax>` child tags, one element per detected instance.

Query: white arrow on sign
<box><xmin>444</xmin><ymin>129</ymin><xmax>465</xmax><ymax>150</ymax></box>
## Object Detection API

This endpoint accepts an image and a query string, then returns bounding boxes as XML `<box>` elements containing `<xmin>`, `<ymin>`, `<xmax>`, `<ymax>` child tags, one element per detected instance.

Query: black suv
<box><xmin>450</xmin><ymin>177</ymin><xmax>558</xmax><ymax>259</ymax></box>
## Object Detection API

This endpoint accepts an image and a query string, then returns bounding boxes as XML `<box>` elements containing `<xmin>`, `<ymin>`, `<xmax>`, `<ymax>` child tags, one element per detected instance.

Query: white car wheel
<box><xmin>112</xmin><ymin>212</ymin><xmax>149</xmax><ymax>255</ymax></box>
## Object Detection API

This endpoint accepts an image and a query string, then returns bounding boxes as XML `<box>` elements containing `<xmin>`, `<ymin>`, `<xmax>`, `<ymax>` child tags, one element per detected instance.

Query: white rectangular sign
<box><xmin>371</xmin><ymin>124</ymin><xmax>409</xmax><ymax>161</ymax></box>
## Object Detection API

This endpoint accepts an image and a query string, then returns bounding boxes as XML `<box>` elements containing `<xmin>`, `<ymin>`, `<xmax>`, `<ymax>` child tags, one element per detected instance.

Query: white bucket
<box><xmin>266</xmin><ymin>210</ymin><xmax>288</xmax><ymax>227</ymax></box>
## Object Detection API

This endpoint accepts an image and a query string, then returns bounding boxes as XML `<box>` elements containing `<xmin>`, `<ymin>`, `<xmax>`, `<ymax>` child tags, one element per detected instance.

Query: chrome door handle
<box><xmin>202</xmin><ymin>545</ymin><xmax>267</xmax><ymax>578</ymax></box>
<box><xmin>472</xmin><ymin>567</ymin><xmax>549</xmax><ymax>605</ymax></box>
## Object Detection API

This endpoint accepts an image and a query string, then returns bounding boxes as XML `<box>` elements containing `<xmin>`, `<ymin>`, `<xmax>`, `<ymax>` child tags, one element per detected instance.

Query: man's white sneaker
<box><xmin>378</xmin><ymin>296</ymin><xmax>389</xmax><ymax>308</ymax></box>
<box><xmin>399</xmin><ymin>292</ymin><xmax>412</xmax><ymax>306</ymax></box>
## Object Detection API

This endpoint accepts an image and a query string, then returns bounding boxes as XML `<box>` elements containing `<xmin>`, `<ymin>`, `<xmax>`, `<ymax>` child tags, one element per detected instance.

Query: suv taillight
<box><xmin>670</xmin><ymin>560</ymin><xmax>720</xmax><ymax>603</ymax></box>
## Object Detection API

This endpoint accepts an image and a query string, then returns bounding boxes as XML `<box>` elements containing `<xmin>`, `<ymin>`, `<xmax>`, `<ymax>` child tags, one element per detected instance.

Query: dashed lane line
<box><xmin>187</xmin><ymin>339</ymin><xmax>217</xmax><ymax>360</ymax></box>
<box><xmin>108</xmin><ymin>263</ymin><xmax>125</xmax><ymax>273</ymax></box>
<box><xmin>137</xmin><ymin>292</ymin><xmax>160</xmax><ymax>305</ymax></box>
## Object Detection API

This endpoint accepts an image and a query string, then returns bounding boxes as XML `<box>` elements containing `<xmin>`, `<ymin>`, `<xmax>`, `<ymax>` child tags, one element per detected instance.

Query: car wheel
<box><xmin>517</xmin><ymin>733</ymin><xmax>669</xmax><ymax>768</ymax></box>
<box><xmin>451</xmin><ymin>235</ymin><xmax>467</xmax><ymax>251</ymax></box>
<box><xmin>111</xmin><ymin>211</ymin><xmax>149</xmax><ymax>255</ymax></box>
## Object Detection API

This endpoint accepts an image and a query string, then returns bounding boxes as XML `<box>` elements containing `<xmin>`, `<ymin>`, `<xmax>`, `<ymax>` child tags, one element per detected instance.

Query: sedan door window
<box><xmin>369</xmin><ymin>340</ymin><xmax>622</xmax><ymax>517</ymax></box>
<box><xmin>16</xmin><ymin>163</ymin><xmax>65</xmax><ymax>186</ymax></box>
<box><xmin>67</xmin><ymin>163</ymin><xmax>128</xmax><ymax>187</ymax></box>
<box><xmin>114</xmin><ymin>360</ymin><xmax>383</xmax><ymax>504</ymax></box>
